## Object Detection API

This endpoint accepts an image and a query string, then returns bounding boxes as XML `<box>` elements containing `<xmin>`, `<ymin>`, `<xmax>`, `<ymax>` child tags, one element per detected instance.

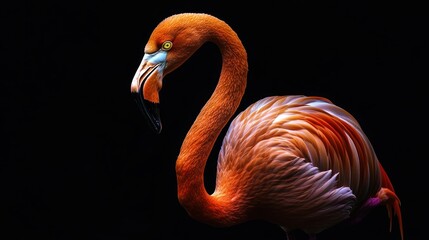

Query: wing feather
<box><xmin>214</xmin><ymin>95</ymin><xmax>385</xmax><ymax>233</ymax></box>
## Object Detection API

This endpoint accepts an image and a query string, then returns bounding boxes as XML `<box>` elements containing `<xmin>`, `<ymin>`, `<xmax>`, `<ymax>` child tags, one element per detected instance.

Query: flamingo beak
<box><xmin>131</xmin><ymin>61</ymin><xmax>162</xmax><ymax>134</ymax></box>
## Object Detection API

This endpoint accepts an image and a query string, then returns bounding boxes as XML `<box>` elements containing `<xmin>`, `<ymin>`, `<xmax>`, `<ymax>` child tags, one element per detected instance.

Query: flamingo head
<box><xmin>131</xmin><ymin>13</ymin><xmax>212</xmax><ymax>134</ymax></box>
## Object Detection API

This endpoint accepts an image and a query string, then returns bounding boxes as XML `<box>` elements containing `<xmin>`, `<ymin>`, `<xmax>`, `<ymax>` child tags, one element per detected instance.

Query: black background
<box><xmin>2</xmin><ymin>1</ymin><xmax>427</xmax><ymax>239</ymax></box>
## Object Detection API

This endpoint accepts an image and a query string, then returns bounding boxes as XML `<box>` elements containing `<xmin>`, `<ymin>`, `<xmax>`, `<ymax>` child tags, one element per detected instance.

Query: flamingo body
<box><xmin>216</xmin><ymin>95</ymin><xmax>374</xmax><ymax>234</ymax></box>
<box><xmin>130</xmin><ymin>13</ymin><xmax>403</xmax><ymax>239</ymax></box>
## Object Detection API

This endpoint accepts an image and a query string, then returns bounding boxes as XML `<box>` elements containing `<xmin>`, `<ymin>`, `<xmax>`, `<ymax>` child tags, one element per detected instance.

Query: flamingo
<box><xmin>130</xmin><ymin>13</ymin><xmax>404</xmax><ymax>240</ymax></box>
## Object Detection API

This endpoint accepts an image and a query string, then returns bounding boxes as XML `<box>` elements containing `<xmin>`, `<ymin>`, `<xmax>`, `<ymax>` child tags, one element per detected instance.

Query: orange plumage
<box><xmin>130</xmin><ymin>13</ymin><xmax>403</xmax><ymax>239</ymax></box>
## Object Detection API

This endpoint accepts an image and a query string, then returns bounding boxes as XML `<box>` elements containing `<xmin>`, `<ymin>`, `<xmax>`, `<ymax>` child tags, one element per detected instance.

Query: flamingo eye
<box><xmin>161</xmin><ymin>41</ymin><xmax>173</xmax><ymax>51</ymax></box>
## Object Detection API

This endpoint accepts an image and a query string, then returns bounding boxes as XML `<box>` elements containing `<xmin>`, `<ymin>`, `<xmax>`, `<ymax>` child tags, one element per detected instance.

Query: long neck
<box><xmin>175</xmin><ymin>19</ymin><xmax>248</xmax><ymax>227</ymax></box>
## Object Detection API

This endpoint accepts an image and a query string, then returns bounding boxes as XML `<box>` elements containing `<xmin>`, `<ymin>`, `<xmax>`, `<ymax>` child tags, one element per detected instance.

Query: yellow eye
<box><xmin>161</xmin><ymin>41</ymin><xmax>173</xmax><ymax>51</ymax></box>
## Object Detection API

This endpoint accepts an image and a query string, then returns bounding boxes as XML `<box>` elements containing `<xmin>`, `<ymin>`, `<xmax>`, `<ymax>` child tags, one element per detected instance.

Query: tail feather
<box><xmin>378</xmin><ymin>163</ymin><xmax>404</xmax><ymax>240</ymax></box>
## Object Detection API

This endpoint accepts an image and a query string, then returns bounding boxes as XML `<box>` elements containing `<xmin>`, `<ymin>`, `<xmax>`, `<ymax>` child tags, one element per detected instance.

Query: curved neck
<box><xmin>175</xmin><ymin>18</ymin><xmax>248</xmax><ymax>227</ymax></box>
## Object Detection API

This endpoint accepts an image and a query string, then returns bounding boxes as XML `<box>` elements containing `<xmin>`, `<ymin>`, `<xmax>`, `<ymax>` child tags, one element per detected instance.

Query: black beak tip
<box><xmin>153</xmin><ymin>121</ymin><xmax>162</xmax><ymax>134</ymax></box>
<box><xmin>132</xmin><ymin>92</ymin><xmax>163</xmax><ymax>134</ymax></box>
